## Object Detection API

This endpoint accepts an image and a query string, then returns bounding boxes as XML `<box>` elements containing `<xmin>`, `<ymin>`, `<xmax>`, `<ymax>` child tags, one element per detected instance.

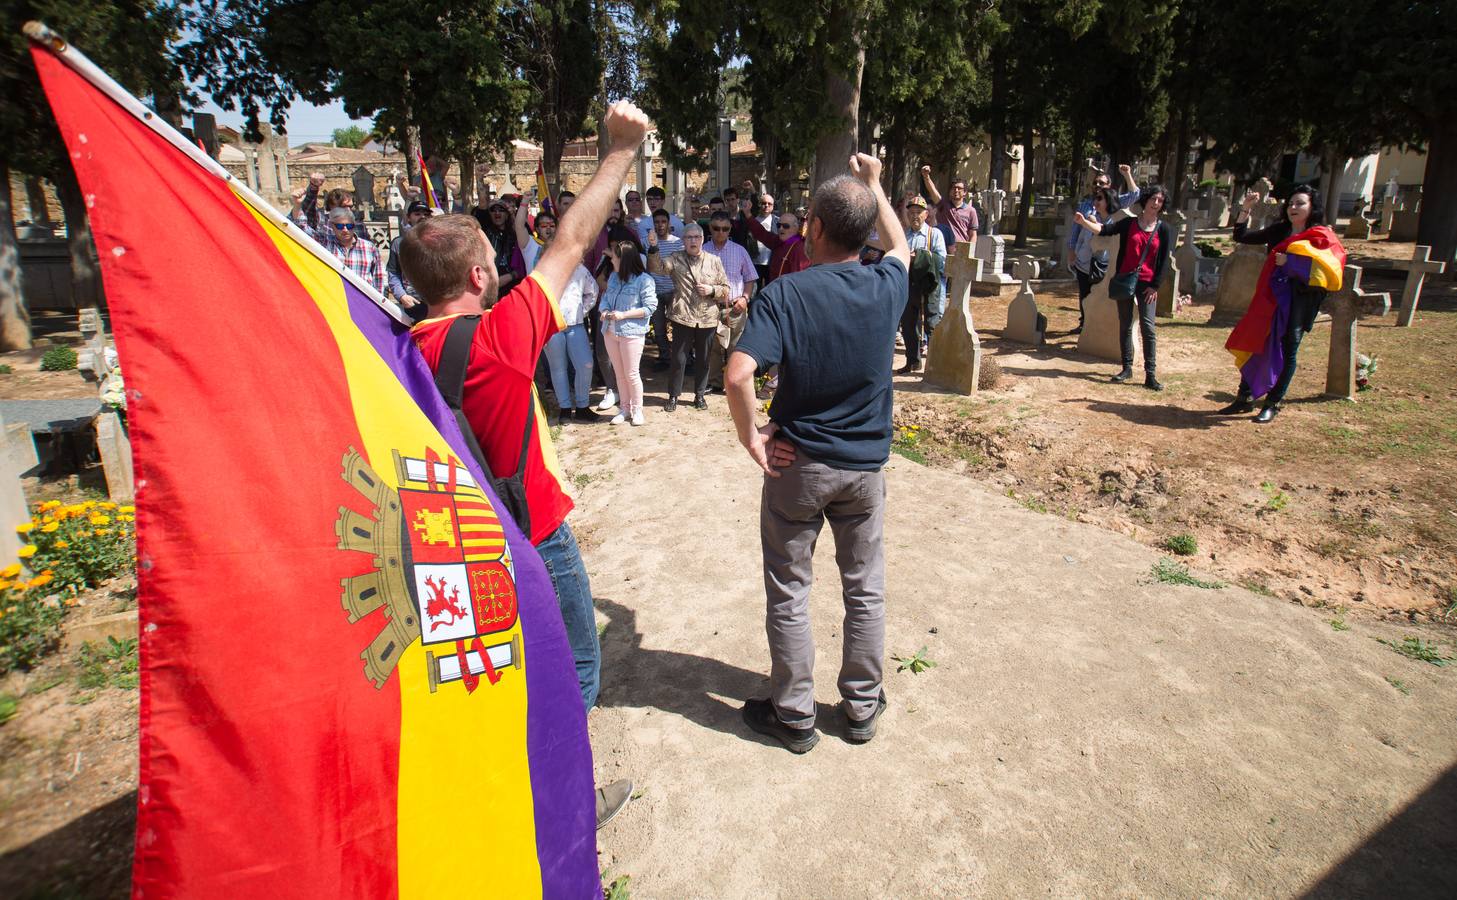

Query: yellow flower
<box><xmin>119</xmin><ymin>505</ymin><xmax>135</xmax><ymax>514</ymax></box>
<box><xmin>53</xmin><ymin>540</ymin><xmax>69</xmax><ymax>549</ymax></box>
<box><xmin>27</xmin><ymin>573</ymin><xmax>52</xmax><ymax>588</ymax></box>
<box><xmin>0</xmin><ymin>581</ymin><xmax>11</xmax><ymax>592</ymax></box>
<box><xmin>40</xmin><ymin>522</ymin><xmax>59</xmax><ymax>533</ymax></box>
<box><xmin>15</xmin><ymin>522</ymin><xmax>34</xmax><ymax>534</ymax></box>
<box><xmin>95</xmin><ymin>528</ymin><xmax>112</xmax><ymax>535</ymax></box>
<box><xmin>17</xmin><ymin>544</ymin><xmax>36</xmax><ymax>559</ymax></box>
<box><xmin>90</xmin><ymin>514</ymin><xmax>111</xmax><ymax>526</ymax></box>
<box><xmin>100</xmin><ymin>501</ymin><xmax>118</xmax><ymax>510</ymax></box>
<box><xmin>1</xmin><ymin>563</ymin><xmax>20</xmax><ymax>579</ymax></box>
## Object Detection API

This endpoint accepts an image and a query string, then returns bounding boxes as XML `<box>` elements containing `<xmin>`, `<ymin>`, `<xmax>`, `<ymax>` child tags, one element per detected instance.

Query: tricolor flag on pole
<box><xmin>416</xmin><ymin>148</ymin><xmax>440</xmax><ymax>209</ymax></box>
<box><xmin>535</xmin><ymin>161</ymin><xmax>553</xmax><ymax>216</ymax></box>
<box><xmin>24</xmin><ymin>22</ymin><xmax>597</xmax><ymax>899</ymax></box>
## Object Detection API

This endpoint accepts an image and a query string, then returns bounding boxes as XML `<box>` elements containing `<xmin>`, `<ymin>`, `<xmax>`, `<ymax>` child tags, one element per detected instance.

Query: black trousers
<box><xmin>1074</xmin><ymin>269</ymin><xmax>1094</xmax><ymax>329</ymax></box>
<box><xmin>1115</xmin><ymin>285</ymin><xmax>1157</xmax><ymax>374</ymax></box>
<box><xmin>900</xmin><ymin>291</ymin><xmax>926</xmax><ymax>365</ymax></box>
<box><xmin>669</xmin><ymin>323</ymin><xmax>714</xmax><ymax>399</ymax></box>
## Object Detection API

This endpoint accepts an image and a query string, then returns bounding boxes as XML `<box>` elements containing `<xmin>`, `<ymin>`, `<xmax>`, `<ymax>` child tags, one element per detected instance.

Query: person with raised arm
<box><xmin>398</xmin><ymin>100</ymin><xmax>654</xmax><ymax>827</ymax></box>
<box><xmin>724</xmin><ymin>153</ymin><xmax>910</xmax><ymax>754</ymax></box>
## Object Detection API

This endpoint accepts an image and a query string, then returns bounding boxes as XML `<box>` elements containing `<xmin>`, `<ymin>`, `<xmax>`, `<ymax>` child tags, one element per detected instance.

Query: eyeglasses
<box><xmin>332</xmin><ymin>222</ymin><xmax>355</xmax><ymax>231</ymax></box>
<box><xmin>777</xmin><ymin>223</ymin><xmax>795</xmax><ymax>230</ymax></box>
<box><xmin>710</xmin><ymin>226</ymin><xmax>731</xmax><ymax>233</ymax></box>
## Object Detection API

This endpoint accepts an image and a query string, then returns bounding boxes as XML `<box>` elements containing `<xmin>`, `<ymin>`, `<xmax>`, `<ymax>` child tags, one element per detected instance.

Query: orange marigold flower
<box><xmin>1</xmin><ymin>563</ymin><xmax>20</xmax><ymax>579</ymax></box>
<box><xmin>119</xmin><ymin>505</ymin><xmax>136</xmax><ymax>514</ymax></box>
<box><xmin>40</xmin><ymin>522</ymin><xmax>59</xmax><ymax>533</ymax></box>
<box><xmin>16</xmin><ymin>544</ymin><xmax>36</xmax><ymax>559</ymax></box>
<box><xmin>53</xmin><ymin>541</ymin><xmax>69</xmax><ymax>549</ymax></box>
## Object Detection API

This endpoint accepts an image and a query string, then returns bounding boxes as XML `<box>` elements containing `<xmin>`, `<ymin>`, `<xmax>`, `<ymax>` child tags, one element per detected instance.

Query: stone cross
<box><xmin>77</xmin><ymin>308</ymin><xmax>112</xmax><ymax>382</ymax></box>
<box><xmin>1005</xmin><ymin>257</ymin><xmax>1046</xmax><ymax>345</ymax></box>
<box><xmin>925</xmin><ymin>241</ymin><xmax>984</xmax><ymax>394</ymax></box>
<box><xmin>983</xmin><ymin>181</ymin><xmax>1006</xmax><ymax>236</ymax></box>
<box><xmin>1325</xmin><ymin>265</ymin><xmax>1389</xmax><ymax>400</ymax></box>
<box><xmin>1395</xmin><ymin>245</ymin><xmax>1448</xmax><ymax>327</ymax></box>
<box><xmin>386</xmin><ymin>168</ymin><xmax>406</xmax><ymax>211</ymax></box>
<box><xmin>1156</xmin><ymin>255</ymin><xmax>1181</xmax><ymax>318</ymax></box>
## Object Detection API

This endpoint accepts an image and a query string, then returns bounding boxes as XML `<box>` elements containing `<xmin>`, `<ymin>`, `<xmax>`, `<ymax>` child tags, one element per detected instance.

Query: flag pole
<box><xmin>22</xmin><ymin>21</ymin><xmax>411</xmax><ymax>326</ymax></box>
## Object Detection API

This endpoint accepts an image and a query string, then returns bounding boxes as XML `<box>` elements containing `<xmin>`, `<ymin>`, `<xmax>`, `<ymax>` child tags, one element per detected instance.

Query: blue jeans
<box><xmin>535</xmin><ymin>521</ymin><xmax>600</xmax><ymax>711</ymax></box>
<box><xmin>544</xmin><ymin>324</ymin><xmax>593</xmax><ymax>410</ymax></box>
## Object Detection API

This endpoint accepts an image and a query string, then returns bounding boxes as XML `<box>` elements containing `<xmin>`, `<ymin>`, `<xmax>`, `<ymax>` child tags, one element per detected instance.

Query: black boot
<box><xmin>1218</xmin><ymin>396</ymin><xmax>1255</xmax><ymax>415</ymax></box>
<box><xmin>1254</xmin><ymin>404</ymin><xmax>1280</xmax><ymax>424</ymax></box>
<box><xmin>1144</xmin><ymin>373</ymin><xmax>1164</xmax><ymax>392</ymax></box>
<box><xmin>1110</xmin><ymin>367</ymin><xmax>1133</xmax><ymax>383</ymax></box>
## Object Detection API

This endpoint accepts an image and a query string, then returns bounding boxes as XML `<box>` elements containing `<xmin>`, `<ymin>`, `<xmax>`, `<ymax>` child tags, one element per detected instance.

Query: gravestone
<box><xmin>1212</xmin><ymin>244</ymin><xmax>1267</xmax><ymax>323</ymax></box>
<box><xmin>386</xmin><ymin>168</ymin><xmax>406</xmax><ymax>212</ymax></box>
<box><xmin>925</xmin><ymin>242</ymin><xmax>984</xmax><ymax>394</ymax></box>
<box><xmin>77</xmin><ymin>308</ymin><xmax>112</xmax><ymax>382</ymax></box>
<box><xmin>351</xmin><ymin>166</ymin><xmax>376</xmax><ymax>217</ymax></box>
<box><xmin>1208</xmin><ymin>193</ymin><xmax>1229</xmax><ymax>228</ymax></box>
<box><xmin>1076</xmin><ymin>234</ymin><xmax>1124</xmax><ymax>362</ymax></box>
<box><xmin>95</xmin><ymin>411</ymin><xmax>134</xmax><ymax>500</ymax></box>
<box><xmin>1345</xmin><ymin>197</ymin><xmax>1371</xmax><ymax>240</ymax></box>
<box><xmin>1175</xmin><ymin>216</ymin><xmax>1201</xmax><ymax>290</ymax></box>
<box><xmin>0</xmin><ymin>413</ymin><xmax>39</xmax><ymax>556</ymax></box>
<box><xmin>1157</xmin><ymin>255</ymin><xmax>1182</xmax><ymax>318</ymax></box>
<box><xmin>1004</xmin><ymin>257</ymin><xmax>1046</xmax><ymax>345</ymax></box>
<box><xmin>982</xmin><ymin>181</ymin><xmax>1007</xmax><ymax>236</ymax></box>
<box><xmin>1395</xmin><ymin>245</ymin><xmax>1448</xmax><ymax>327</ymax></box>
<box><xmin>1325</xmin><ymin>265</ymin><xmax>1389</xmax><ymax>400</ymax></box>
<box><xmin>1390</xmin><ymin>187</ymin><xmax>1421</xmax><ymax>242</ymax></box>
<box><xmin>1061</xmin><ymin>207</ymin><xmax>1077</xmax><ymax>269</ymax></box>
<box><xmin>974</xmin><ymin>235</ymin><xmax>1015</xmax><ymax>284</ymax></box>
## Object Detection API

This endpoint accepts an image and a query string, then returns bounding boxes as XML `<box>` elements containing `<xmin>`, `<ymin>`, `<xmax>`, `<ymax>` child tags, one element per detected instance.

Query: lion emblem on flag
<box><xmin>335</xmin><ymin>447</ymin><xmax>522</xmax><ymax>693</ymax></box>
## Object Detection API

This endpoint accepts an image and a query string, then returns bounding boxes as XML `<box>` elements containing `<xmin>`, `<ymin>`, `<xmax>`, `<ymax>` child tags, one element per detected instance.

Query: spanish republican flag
<box><xmin>535</xmin><ymin>161</ymin><xmax>554</xmax><ymax>215</ymax></box>
<box><xmin>29</xmin><ymin>29</ymin><xmax>597</xmax><ymax>899</ymax></box>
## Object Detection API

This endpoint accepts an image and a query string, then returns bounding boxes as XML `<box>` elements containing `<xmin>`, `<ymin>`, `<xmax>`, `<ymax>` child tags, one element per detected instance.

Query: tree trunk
<box><xmin>760</xmin><ymin>133</ymin><xmax>778</xmax><ymax>197</ymax></box>
<box><xmin>1418</xmin><ymin>117</ymin><xmax>1457</xmax><ymax>274</ymax></box>
<box><xmin>403</xmin><ymin>125</ymin><xmax>421</xmax><ymax>190</ymax></box>
<box><xmin>23</xmin><ymin>177</ymin><xmax>51</xmax><ymax>226</ymax></box>
<box><xmin>1318</xmin><ymin>145</ymin><xmax>1342</xmax><ymax>221</ymax></box>
<box><xmin>988</xmin><ymin>50</ymin><xmax>1006</xmax><ymax>191</ymax></box>
<box><xmin>542</xmin><ymin>119</ymin><xmax>565</xmax><ymax>202</ymax></box>
<box><xmin>813</xmin><ymin>7</ymin><xmax>866</xmax><ymax>189</ymax></box>
<box><xmin>55</xmin><ymin>166</ymin><xmax>101</xmax><ymax>312</ymax></box>
<box><xmin>1014</xmin><ymin>119</ymin><xmax>1035</xmax><ymax>248</ymax></box>
<box><xmin>1069</xmin><ymin>122</ymin><xmax>1087</xmax><ymax>199</ymax></box>
<box><xmin>1170</xmin><ymin>107</ymin><xmax>1190</xmax><ymax>207</ymax></box>
<box><xmin>458</xmin><ymin>153</ymin><xmax>477</xmax><ymax>212</ymax></box>
<box><xmin>0</xmin><ymin>167</ymin><xmax>34</xmax><ymax>351</ymax></box>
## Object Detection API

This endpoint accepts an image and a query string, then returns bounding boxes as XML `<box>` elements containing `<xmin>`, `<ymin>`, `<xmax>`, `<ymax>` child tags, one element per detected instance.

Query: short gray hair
<box><xmin>682</xmin><ymin>222</ymin><xmax>704</xmax><ymax>239</ymax></box>
<box><xmin>327</xmin><ymin>207</ymin><xmax>355</xmax><ymax>224</ymax></box>
<box><xmin>811</xmin><ymin>176</ymin><xmax>876</xmax><ymax>250</ymax></box>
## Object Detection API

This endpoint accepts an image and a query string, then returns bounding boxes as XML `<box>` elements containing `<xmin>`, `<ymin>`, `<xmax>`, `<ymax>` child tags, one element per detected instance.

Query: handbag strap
<box><xmin>1130</xmin><ymin>220</ymin><xmax>1157</xmax><ymax>273</ymax></box>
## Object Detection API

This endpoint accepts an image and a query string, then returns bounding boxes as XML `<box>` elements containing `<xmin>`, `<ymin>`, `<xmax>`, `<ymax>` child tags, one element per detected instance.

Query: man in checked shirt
<box><xmin>289</xmin><ymin>193</ymin><xmax>386</xmax><ymax>295</ymax></box>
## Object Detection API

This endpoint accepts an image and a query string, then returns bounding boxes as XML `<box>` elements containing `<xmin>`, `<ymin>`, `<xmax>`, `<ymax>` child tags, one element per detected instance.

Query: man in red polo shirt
<box><xmin>399</xmin><ymin>100</ymin><xmax>651</xmax><ymax>828</ymax></box>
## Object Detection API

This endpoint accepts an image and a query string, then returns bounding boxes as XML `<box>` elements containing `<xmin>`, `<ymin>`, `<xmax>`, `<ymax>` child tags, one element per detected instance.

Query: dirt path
<box><xmin>559</xmin><ymin>389</ymin><xmax>1457</xmax><ymax>898</ymax></box>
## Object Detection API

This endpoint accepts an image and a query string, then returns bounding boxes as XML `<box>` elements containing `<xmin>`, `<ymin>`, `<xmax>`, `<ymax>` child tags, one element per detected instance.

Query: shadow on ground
<box><xmin>1302</xmin><ymin>760</ymin><xmax>1457</xmax><ymax>899</ymax></box>
<box><xmin>0</xmin><ymin>790</ymin><xmax>135</xmax><ymax>899</ymax></box>
<box><xmin>596</xmin><ymin>597</ymin><xmax>850</xmax><ymax>745</ymax></box>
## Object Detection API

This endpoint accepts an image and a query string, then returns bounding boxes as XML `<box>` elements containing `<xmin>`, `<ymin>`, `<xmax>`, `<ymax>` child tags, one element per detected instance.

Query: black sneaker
<box><xmin>742</xmin><ymin>698</ymin><xmax>818</xmax><ymax>753</ymax></box>
<box><xmin>1110</xmin><ymin>368</ymin><xmax>1133</xmax><ymax>383</ymax></box>
<box><xmin>1144</xmin><ymin>375</ymin><xmax>1164</xmax><ymax>392</ymax></box>
<box><xmin>843</xmin><ymin>691</ymin><xmax>888</xmax><ymax>744</ymax></box>
<box><xmin>1218</xmin><ymin>398</ymin><xmax>1255</xmax><ymax>414</ymax></box>
<box><xmin>574</xmin><ymin>407</ymin><xmax>602</xmax><ymax>422</ymax></box>
<box><xmin>665</xmin><ymin>397</ymin><xmax>678</xmax><ymax>413</ymax></box>
<box><xmin>693</xmin><ymin>396</ymin><xmax>708</xmax><ymax>410</ymax></box>
<box><xmin>595</xmin><ymin>778</ymin><xmax>633</xmax><ymax>830</ymax></box>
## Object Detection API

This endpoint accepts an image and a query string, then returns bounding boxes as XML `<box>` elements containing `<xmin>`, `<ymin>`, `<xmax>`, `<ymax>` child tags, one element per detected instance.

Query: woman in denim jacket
<box><xmin>598</xmin><ymin>240</ymin><xmax>658</xmax><ymax>426</ymax></box>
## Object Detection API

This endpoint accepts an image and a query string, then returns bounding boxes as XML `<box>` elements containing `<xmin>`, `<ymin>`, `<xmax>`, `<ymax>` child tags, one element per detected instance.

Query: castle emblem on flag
<box><xmin>335</xmin><ymin>447</ymin><xmax>522</xmax><ymax>693</ymax></box>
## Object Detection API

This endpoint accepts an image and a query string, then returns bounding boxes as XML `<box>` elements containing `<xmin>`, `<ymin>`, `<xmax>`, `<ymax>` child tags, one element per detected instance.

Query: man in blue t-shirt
<box><xmin>725</xmin><ymin>152</ymin><xmax>910</xmax><ymax>754</ymax></box>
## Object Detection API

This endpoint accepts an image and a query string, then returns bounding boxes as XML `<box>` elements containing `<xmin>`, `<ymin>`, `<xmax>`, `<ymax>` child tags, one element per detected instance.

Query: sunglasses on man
<box><xmin>333</xmin><ymin>222</ymin><xmax>356</xmax><ymax>232</ymax></box>
<box><xmin>777</xmin><ymin>222</ymin><xmax>796</xmax><ymax>231</ymax></box>
<box><xmin>710</xmin><ymin>226</ymin><xmax>731</xmax><ymax>233</ymax></box>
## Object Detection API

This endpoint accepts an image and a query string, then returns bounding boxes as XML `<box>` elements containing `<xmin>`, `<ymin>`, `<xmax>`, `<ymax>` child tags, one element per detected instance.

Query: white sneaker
<box><xmin>630</xmin><ymin>409</ymin><xmax>645</xmax><ymax>426</ymax></box>
<box><xmin>595</xmin><ymin>389</ymin><xmax>617</xmax><ymax>411</ymax></box>
<box><xmin>610</xmin><ymin>412</ymin><xmax>627</xmax><ymax>425</ymax></box>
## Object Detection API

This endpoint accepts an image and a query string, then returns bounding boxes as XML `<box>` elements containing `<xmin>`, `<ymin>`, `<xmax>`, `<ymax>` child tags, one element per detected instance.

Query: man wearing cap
<box><xmin>900</xmin><ymin>194</ymin><xmax>945</xmax><ymax>373</ymax></box>
<box><xmin>388</xmin><ymin>201</ymin><xmax>434</xmax><ymax>320</ymax></box>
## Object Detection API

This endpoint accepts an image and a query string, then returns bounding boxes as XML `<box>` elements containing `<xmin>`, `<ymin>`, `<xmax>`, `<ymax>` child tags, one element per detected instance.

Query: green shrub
<box><xmin>40</xmin><ymin>346</ymin><xmax>78</xmax><ymax>371</ymax></box>
<box><xmin>22</xmin><ymin>499</ymin><xmax>137</xmax><ymax>594</ymax></box>
<box><xmin>0</xmin><ymin>580</ymin><xmax>65</xmax><ymax>674</ymax></box>
<box><xmin>1161</xmin><ymin>534</ymin><xmax>1198</xmax><ymax>556</ymax></box>
<box><xmin>0</xmin><ymin>364</ymin><xmax>13</xmax><ymax>375</ymax></box>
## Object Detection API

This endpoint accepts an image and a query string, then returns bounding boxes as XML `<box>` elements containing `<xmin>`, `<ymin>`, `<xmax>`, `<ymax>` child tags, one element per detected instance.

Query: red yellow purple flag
<box><xmin>27</xmin><ymin>25</ymin><xmax>597</xmax><ymax>899</ymax></box>
<box><xmin>535</xmin><ymin>161</ymin><xmax>554</xmax><ymax>216</ymax></box>
<box><xmin>417</xmin><ymin>149</ymin><xmax>441</xmax><ymax>209</ymax></box>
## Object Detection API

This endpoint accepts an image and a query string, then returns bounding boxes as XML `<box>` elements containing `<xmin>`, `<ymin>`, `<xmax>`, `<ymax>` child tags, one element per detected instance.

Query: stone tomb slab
<box><xmin>1212</xmin><ymin>244</ymin><xmax>1267</xmax><ymax>323</ymax></box>
<box><xmin>1076</xmin><ymin>235</ymin><xmax>1124</xmax><ymax>363</ymax></box>
<box><xmin>925</xmin><ymin>242</ymin><xmax>984</xmax><ymax>394</ymax></box>
<box><xmin>975</xmin><ymin>235</ymin><xmax>1015</xmax><ymax>284</ymax></box>
<box><xmin>1004</xmin><ymin>257</ymin><xmax>1046</xmax><ymax>345</ymax></box>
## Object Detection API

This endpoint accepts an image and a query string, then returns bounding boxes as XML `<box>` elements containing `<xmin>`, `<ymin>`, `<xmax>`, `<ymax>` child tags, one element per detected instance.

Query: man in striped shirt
<box><xmin>292</xmin><ymin>203</ymin><xmax>385</xmax><ymax>295</ymax></box>
<box><xmin>647</xmin><ymin>208</ymin><xmax>684</xmax><ymax>369</ymax></box>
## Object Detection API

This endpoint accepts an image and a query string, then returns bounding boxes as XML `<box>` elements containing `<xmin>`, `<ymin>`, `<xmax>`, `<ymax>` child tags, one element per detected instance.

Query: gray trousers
<box><xmin>760</xmin><ymin>455</ymin><xmax>887</xmax><ymax>727</ymax></box>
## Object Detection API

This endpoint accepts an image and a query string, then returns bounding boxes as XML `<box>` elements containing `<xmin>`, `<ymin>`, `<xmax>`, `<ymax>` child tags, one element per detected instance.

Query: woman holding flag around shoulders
<box><xmin>1219</xmin><ymin>185</ymin><xmax>1345</xmax><ymax>424</ymax></box>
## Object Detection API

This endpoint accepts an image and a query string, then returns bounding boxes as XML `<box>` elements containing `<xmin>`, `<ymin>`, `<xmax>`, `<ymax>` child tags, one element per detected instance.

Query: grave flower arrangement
<box><xmin>1356</xmin><ymin>354</ymin><xmax>1378</xmax><ymax>391</ymax></box>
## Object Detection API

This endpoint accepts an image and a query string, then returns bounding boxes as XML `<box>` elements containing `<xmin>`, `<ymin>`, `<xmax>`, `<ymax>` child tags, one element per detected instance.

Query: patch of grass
<box><xmin>892</xmin><ymin>646</ymin><xmax>937</xmax><ymax>674</ymax></box>
<box><xmin>1260</xmin><ymin>481</ymin><xmax>1289</xmax><ymax>512</ymax></box>
<box><xmin>74</xmin><ymin>636</ymin><xmax>139</xmax><ymax>691</ymax></box>
<box><xmin>1149</xmin><ymin>558</ymin><xmax>1225</xmax><ymax>589</ymax></box>
<box><xmin>1240</xmin><ymin>579</ymin><xmax>1276</xmax><ymax>597</ymax></box>
<box><xmin>1006</xmin><ymin>489</ymin><xmax>1047</xmax><ymax>514</ymax></box>
<box><xmin>1161</xmin><ymin>533</ymin><xmax>1197</xmax><ymax>556</ymax></box>
<box><xmin>549</xmin><ymin>425</ymin><xmax>563</xmax><ymax>442</ymax></box>
<box><xmin>604</xmin><ymin>873</ymin><xmax>632</xmax><ymax>900</ymax></box>
<box><xmin>27</xmin><ymin>672</ymin><xmax>67</xmax><ymax>695</ymax></box>
<box><xmin>40</xmin><ymin>346</ymin><xmax>78</xmax><ymax>371</ymax></box>
<box><xmin>1377</xmin><ymin>636</ymin><xmax>1453</xmax><ymax>667</ymax></box>
<box><xmin>0</xmin><ymin>364</ymin><xmax>12</xmax><ymax>375</ymax></box>
<box><xmin>572</xmin><ymin>472</ymin><xmax>594</xmax><ymax>491</ymax></box>
<box><xmin>891</xmin><ymin>424</ymin><xmax>926</xmax><ymax>464</ymax></box>
<box><xmin>0</xmin><ymin>693</ymin><xmax>16</xmax><ymax>724</ymax></box>
<box><xmin>1330</xmin><ymin>616</ymin><xmax>1350</xmax><ymax>632</ymax></box>
<box><xmin>1385</xmin><ymin>676</ymin><xmax>1410</xmax><ymax>695</ymax></box>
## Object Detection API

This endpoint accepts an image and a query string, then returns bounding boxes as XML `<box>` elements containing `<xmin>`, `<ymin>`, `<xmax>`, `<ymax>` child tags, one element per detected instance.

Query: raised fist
<box><xmin>604</xmin><ymin>101</ymin><xmax>651</xmax><ymax>152</ymax></box>
<box><xmin>850</xmin><ymin>152</ymin><xmax>883</xmax><ymax>185</ymax></box>
<box><xmin>921</xmin><ymin>165</ymin><xmax>932</xmax><ymax>176</ymax></box>
<box><xmin>309</xmin><ymin>172</ymin><xmax>326</xmax><ymax>188</ymax></box>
